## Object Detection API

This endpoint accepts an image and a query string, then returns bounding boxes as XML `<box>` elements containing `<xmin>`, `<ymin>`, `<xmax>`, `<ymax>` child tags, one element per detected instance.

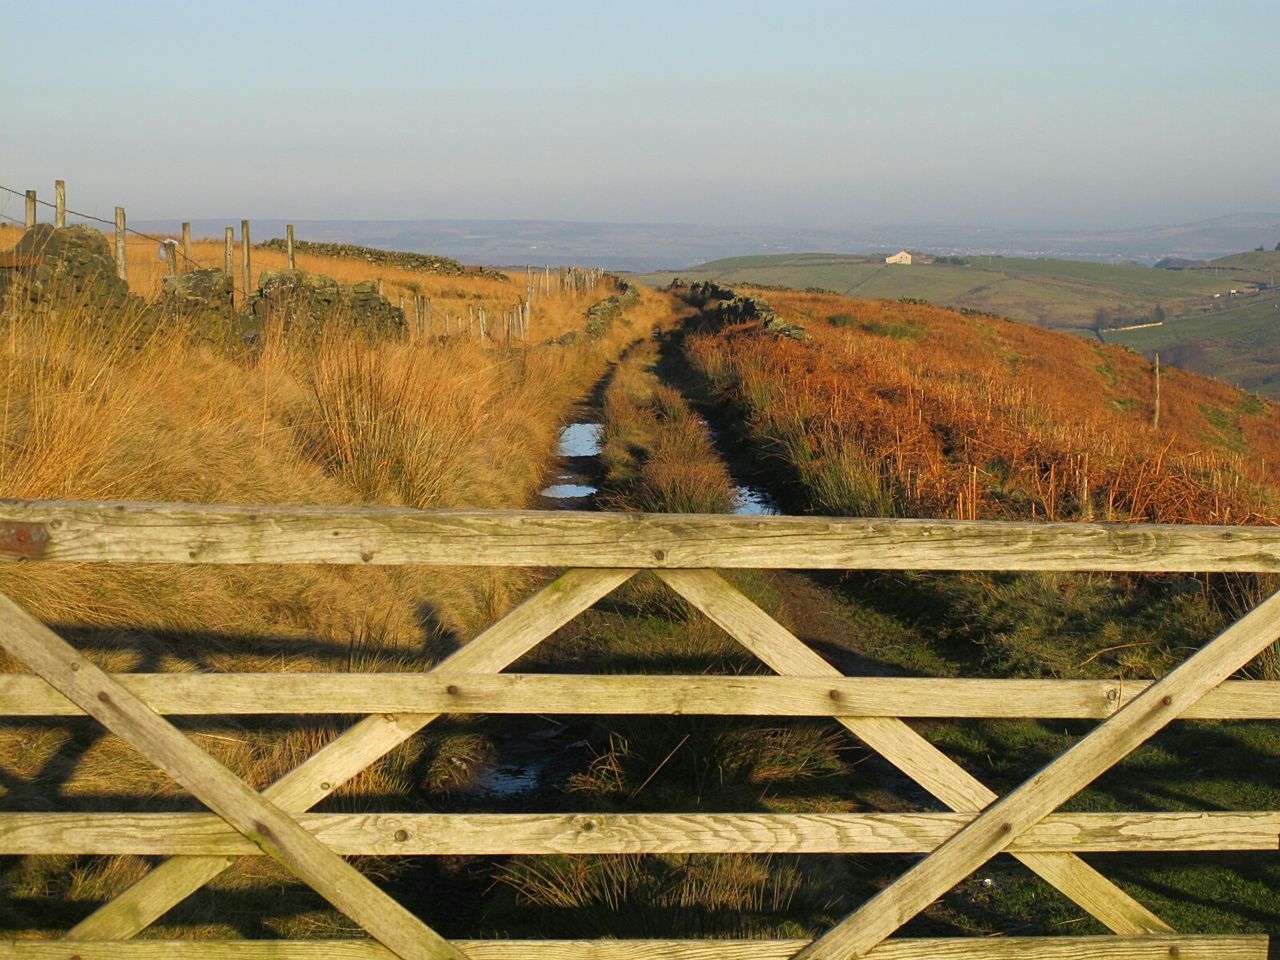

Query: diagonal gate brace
<box><xmin>792</xmin><ymin>586</ymin><xmax>1280</xmax><ymax>960</ymax></box>
<box><xmin>62</xmin><ymin>567</ymin><xmax>637</xmax><ymax>942</ymax></box>
<box><xmin>0</xmin><ymin>590</ymin><xmax>469</xmax><ymax>960</ymax></box>
<box><xmin>655</xmin><ymin>568</ymin><xmax>1172</xmax><ymax>937</ymax></box>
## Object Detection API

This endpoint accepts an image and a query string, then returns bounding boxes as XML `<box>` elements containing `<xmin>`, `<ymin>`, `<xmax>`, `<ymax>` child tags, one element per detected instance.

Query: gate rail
<box><xmin>0</xmin><ymin>500</ymin><xmax>1277</xmax><ymax>960</ymax></box>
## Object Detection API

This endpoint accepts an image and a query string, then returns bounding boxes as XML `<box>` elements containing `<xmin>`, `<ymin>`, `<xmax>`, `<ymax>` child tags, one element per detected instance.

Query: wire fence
<box><xmin>1</xmin><ymin>182</ymin><xmax>257</xmax><ymax>299</ymax></box>
<box><xmin>2</xmin><ymin>180</ymin><xmax>613</xmax><ymax>339</ymax></box>
<box><xmin>1</xmin><ymin>183</ymin><xmax>208</xmax><ymax>270</ymax></box>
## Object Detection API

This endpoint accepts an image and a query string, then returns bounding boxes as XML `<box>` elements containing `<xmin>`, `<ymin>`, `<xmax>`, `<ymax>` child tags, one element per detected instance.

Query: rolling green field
<box><xmin>641</xmin><ymin>252</ymin><xmax>1273</xmax><ymax>333</ymax></box>
<box><xmin>1106</xmin><ymin>292</ymin><xmax>1280</xmax><ymax>396</ymax></box>
<box><xmin>641</xmin><ymin>250</ymin><xmax>1280</xmax><ymax>396</ymax></box>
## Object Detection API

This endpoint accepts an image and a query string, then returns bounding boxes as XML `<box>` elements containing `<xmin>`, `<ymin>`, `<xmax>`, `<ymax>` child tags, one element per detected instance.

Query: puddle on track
<box><xmin>539</xmin><ymin>422</ymin><xmax>603</xmax><ymax>502</ymax></box>
<box><xmin>541</xmin><ymin>482</ymin><xmax>598</xmax><ymax>498</ymax></box>
<box><xmin>732</xmin><ymin>485</ymin><xmax>778</xmax><ymax>516</ymax></box>
<box><xmin>468</xmin><ymin>726</ymin><xmax>590</xmax><ymax>800</ymax></box>
<box><xmin>558</xmin><ymin>422</ymin><xmax>603</xmax><ymax>458</ymax></box>
<box><xmin>475</xmin><ymin>762</ymin><xmax>542</xmax><ymax>799</ymax></box>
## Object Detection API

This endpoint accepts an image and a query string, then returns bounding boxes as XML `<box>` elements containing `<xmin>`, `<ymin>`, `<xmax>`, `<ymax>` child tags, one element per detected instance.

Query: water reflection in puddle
<box><xmin>476</xmin><ymin>763</ymin><xmax>541</xmax><ymax>798</ymax></box>
<box><xmin>732</xmin><ymin>486</ymin><xmax>778</xmax><ymax>515</ymax></box>
<box><xmin>541</xmin><ymin>482</ymin><xmax>597</xmax><ymax>499</ymax></box>
<box><xmin>558</xmin><ymin>422</ymin><xmax>603</xmax><ymax>457</ymax></box>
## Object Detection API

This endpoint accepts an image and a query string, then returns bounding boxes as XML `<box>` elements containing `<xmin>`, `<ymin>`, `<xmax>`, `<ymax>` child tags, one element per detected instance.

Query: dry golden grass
<box><xmin>0</xmin><ymin>241</ymin><xmax>666</xmax><ymax>936</ymax></box>
<box><xmin>146</xmin><ymin>233</ymin><xmax>613</xmax><ymax>342</ymax></box>
<box><xmin>0</xmin><ymin>222</ymin><xmax>617</xmax><ymax>343</ymax></box>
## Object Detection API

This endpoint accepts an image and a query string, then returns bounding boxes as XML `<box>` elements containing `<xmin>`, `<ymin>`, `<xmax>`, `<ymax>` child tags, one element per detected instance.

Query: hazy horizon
<box><xmin>4</xmin><ymin>1</ymin><xmax>1278</xmax><ymax>233</ymax></box>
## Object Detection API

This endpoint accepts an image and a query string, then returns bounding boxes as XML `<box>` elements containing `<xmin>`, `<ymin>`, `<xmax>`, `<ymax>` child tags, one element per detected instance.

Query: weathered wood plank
<box><xmin>3</xmin><ymin>673</ymin><xmax>1275</xmax><ymax>719</ymax></box>
<box><xmin>5</xmin><ymin>675</ymin><xmax>1274</xmax><ymax>721</ymax></box>
<box><xmin>3</xmin><ymin>500</ymin><xmax>1279</xmax><ymax>570</ymax></box>
<box><xmin>0</xmin><ymin>592</ymin><xmax>467</xmax><ymax>960</ymax></box>
<box><xmin>5</xmin><ymin>810</ymin><xmax>1277</xmax><ymax>856</ymax></box>
<box><xmin>655</xmin><ymin>569</ymin><xmax>1172</xmax><ymax>937</ymax></box>
<box><xmin>66</xmin><ymin>567</ymin><xmax>635</xmax><ymax>942</ymax></box>
<box><xmin>0</xmin><ymin>936</ymin><xmax>1270</xmax><ymax>959</ymax></box>
<box><xmin>795</xmin><ymin>587</ymin><xmax>1280</xmax><ymax>960</ymax></box>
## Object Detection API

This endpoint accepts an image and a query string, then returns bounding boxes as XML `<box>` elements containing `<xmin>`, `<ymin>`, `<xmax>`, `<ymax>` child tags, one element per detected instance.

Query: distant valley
<box><xmin>128</xmin><ymin>212</ymin><xmax>1280</xmax><ymax>274</ymax></box>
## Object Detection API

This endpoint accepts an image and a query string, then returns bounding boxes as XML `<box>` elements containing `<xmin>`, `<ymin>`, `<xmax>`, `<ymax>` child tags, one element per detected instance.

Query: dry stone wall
<box><xmin>245</xmin><ymin>269</ymin><xmax>405</xmax><ymax>337</ymax></box>
<box><xmin>258</xmin><ymin>238</ymin><xmax>508</xmax><ymax>282</ymax></box>
<box><xmin>0</xmin><ymin>225</ymin><xmax>141</xmax><ymax>315</ymax></box>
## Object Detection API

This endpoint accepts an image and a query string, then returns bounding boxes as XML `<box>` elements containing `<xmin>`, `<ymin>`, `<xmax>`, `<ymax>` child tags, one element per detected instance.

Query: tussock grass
<box><xmin>0</xmin><ymin>252</ymin><xmax>651</xmax><ymax>937</ymax></box>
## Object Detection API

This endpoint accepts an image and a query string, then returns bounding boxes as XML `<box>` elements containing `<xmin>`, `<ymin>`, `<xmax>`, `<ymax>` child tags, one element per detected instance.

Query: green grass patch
<box><xmin>861</xmin><ymin>319</ymin><xmax>925</xmax><ymax>340</ymax></box>
<box><xmin>1198</xmin><ymin>403</ymin><xmax>1246</xmax><ymax>454</ymax></box>
<box><xmin>1237</xmin><ymin>392</ymin><xmax>1267</xmax><ymax>416</ymax></box>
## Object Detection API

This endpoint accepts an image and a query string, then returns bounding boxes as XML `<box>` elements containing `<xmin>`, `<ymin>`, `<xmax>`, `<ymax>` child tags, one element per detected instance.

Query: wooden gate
<box><xmin>0</xmin><ymin>499</ymin><xmax>1278</xmax><ymax>959</ymax></box>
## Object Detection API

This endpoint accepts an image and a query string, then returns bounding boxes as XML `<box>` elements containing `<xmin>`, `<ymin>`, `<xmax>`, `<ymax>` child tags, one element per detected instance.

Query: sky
<box><xmin>3</xmin><ymin>0</ymin><xmax>1278</xmax><ymax>230</ymax></box>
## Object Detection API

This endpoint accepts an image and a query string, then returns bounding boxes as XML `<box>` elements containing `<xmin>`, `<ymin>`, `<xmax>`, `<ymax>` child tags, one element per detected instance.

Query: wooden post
<box><xmin>164</xmin><ymin>241</ymin><xmax>179</xmax><ymax>276</ymax></box>
<box><xmin>286</xmin><ymin>224</ymin><xmax>296</xmax><ymax>269</ymax></box>
<box><xmin>224</xmin><ymin>227</ymin><xmax>234</xmax><ymax>287</ymax></box>
<box><xmin>240</xmin><ymin>220</ymin><xmax>251</xmax><ymax>296</ymax></box>
<box><xmin>24</xmin><ymin>190</ymin><xmax>36</xmax><ymax>229</ymax></box>
<box><xmin>181</xmin><ymin>222</ymin><xmax>192</xmax><ymax>268</ymax></box>
<box><xmin>1152</xmin><ymin>354</ymin><xmax>1161</xmax><ymax>428</ymax></box>
<box><xmin>54</xmin><ymin>180</ymin><xmax>66</xmax><ymax>228</ymax></box>
<box><xmin>114</xmin><ymin>207</ymin><xmax>127</xmax><ymax>281</ymax></box>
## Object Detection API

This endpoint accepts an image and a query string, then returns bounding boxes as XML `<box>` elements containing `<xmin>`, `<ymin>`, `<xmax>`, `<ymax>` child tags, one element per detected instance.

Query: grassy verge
<box><xmin>597</xmin><ymin>338</ymin><xmax>736</xmax><ymax>513</ymax></box>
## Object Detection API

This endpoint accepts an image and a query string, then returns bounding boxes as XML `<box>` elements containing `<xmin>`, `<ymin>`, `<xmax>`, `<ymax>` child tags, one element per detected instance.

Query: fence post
<box><xmin>54</xmin><ymin>181</ymin><xmax>66</xmax><ymax>228</ymax></box>
<box><xmin>1152</xmin><ymin>353</ymin><xmax>1161</xmax><ymax>428</ymax></box>
<box><xmin>114</xmin><ymin>207</ymin><xmax>127</xmax><ymax>281</ymax></box>
<box><xmin>286</xmin><ymin>224</ymin><xmax>296</xmax><ymax>269</ymax></box>
<box><xmin>164</xmin><ymin>241</ymin><xmax>179</xmax><ymax>276</ymax></box>
<box><xmin>241</xmin><ymin>220</ymin><xmax>252</xmax><ymax>297</ymax></box>
<box><xmin>181</xmin><ymin>222</ymin><xmax>192</xmax><ymax>268</ymax></box>
<box><xmin>223</xmin><ymin>228</ymin><xmax>235</xmax><ymax>305</ymax></box>
<box><xmin>24</xmin><ymin>190</ymin><xmax>36</xmax><ymax>229</ymax></box>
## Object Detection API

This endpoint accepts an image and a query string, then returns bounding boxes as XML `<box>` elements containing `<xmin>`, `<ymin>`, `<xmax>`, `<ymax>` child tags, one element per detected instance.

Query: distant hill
<box><xmin>122</xmin><ymin>213</ymin><xmax>1280</xmax><ymax>274</ymax></box>
<box><xmin>1106</xmin><ymin>285</ymin><xmax>1280</xmax><ymax>397</ymax></box>
<box><xmin>641</xmin><ymin>252</ymin><xmax>1271</xmax><ymax>331</ymax></box>
<box><xmin>642</xmin><ymin>251</ymin><xmax>1280</xmax><ymax>396</ymax></box>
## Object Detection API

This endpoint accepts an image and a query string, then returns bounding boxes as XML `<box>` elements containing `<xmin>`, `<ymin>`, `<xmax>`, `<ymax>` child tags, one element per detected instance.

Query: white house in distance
<box><xmin>885</xmin><ymin>250</ymin><xmax>935</xmax><ymax>265</ymax></box>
